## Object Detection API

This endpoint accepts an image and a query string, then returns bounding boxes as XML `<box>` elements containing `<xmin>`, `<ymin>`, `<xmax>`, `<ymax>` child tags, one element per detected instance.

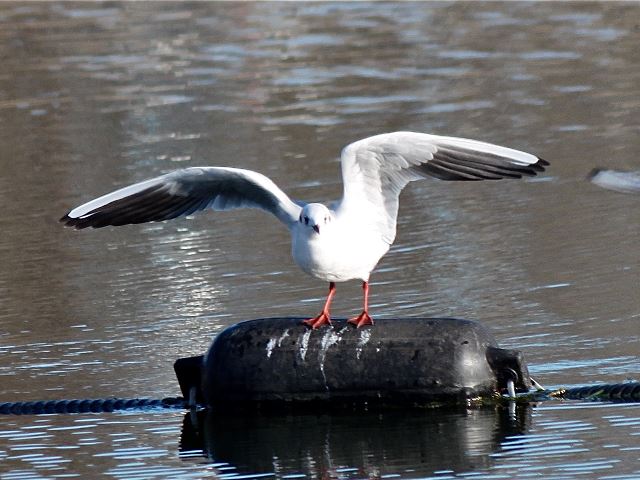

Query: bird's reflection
<box><xmin>180</xmin><ymin>405</ymin><xmax>532</xmax><ymax>478</ymax></box>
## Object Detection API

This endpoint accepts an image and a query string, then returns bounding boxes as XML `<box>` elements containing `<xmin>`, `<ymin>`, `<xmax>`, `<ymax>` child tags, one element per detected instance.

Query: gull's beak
<box><xmin>312</xmin><ymin>225</ymin><xmax>320</xmax><ymax>234</ymax></box>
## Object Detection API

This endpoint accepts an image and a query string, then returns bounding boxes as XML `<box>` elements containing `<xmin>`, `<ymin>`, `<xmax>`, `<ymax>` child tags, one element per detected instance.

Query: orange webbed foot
<box><xmin>302</xmin><ymin>312</ymin><xmax>332</xmax><ymax>329</ymax></box>
<box><xmin>347</xmin><ymin>311</ymin><xmax>373</xmax><ymax>328</ymax></box>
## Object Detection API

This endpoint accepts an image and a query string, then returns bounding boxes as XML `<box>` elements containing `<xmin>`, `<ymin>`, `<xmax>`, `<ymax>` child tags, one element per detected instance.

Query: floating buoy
<box><xmin>175</xmin><ymin>318</ymin><xmax>532</xmax><ymax>410</ymax></box>
<box><xmin>589</xmin><ymin>168</ymin><xmax>640</xmax><ymax>194</ymax></box>
<box><xmin>1</xmin><ymin>317</ymin><xmax>636</xmax><ymax>416</ymax></box>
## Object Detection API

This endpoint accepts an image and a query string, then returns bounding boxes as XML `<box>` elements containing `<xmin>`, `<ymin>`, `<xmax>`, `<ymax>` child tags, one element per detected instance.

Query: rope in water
<box><xmin>546</xmin><ymin>382</ymin><xmax>640</xmax><ymax>402</ymax></box>
<box><xmin>0</xmin><ymin>397</ymin><xmax>186</xmax><ymax>415</ymax></box>
<box><xmin>0</xmin><ymin>382</ymin><xmax>638</xmax><ymax>415</ymax></box>
<box><xmin>500</xmin><ymin>381</ymin><xmax>640</xmax><ymax>403</ymax></box>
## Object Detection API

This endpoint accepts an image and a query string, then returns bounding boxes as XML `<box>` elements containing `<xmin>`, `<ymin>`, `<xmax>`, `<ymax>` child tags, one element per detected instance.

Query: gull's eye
<box><xmin>304</xmin><ymin>216</ymin><xmax>309</xmax><ymax>225</ymax></box>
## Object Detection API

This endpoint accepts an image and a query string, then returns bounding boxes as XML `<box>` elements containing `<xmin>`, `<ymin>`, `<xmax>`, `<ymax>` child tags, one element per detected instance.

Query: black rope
<box><xmin>1</xmin><ymin>382</ymin><xmax>638</xmax><ymax>415</ymax></box>
<box><xmin>0</xmin><ymin>397</ymin><xmax>186</xmax><ymax>415</ymax></box>
<box><xmin>553</xmin><ymin>382</ymin><xmax>640</xmax><ymax>402</ymax></box>
<box><xmin>511</xmin><ymin>382</ymin><xmax>640</xmax><ymax>403</ymax></box>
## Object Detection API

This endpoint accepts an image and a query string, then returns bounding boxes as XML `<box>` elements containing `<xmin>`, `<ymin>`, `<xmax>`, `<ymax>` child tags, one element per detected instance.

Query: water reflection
<box><xmin>1</xmin><ymin>0</ymin><xmax>639</xmax><ymax>478</ymax></box>
<box><xmin>180</xmin><ymin>406</ymin><xmax>532</xmax><ymax>478</ymax></box>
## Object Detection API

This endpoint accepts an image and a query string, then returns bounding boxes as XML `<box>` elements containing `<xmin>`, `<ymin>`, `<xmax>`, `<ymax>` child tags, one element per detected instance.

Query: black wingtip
<box><xmin>60</xmin><ymin>212</ymin><xmax>87</xmax><ymax>229</ymax></box>
<box><xmin>532</xmin><ymin>157</ymin><xmax>549</xmax><ymax>170</ymax></box>
<box><xmin>59</xmin><ymin>213</ymin><xmax>73</xmax><ymax>225</ymax></box>
<box><xmin>526</xmin><ymin>157</ymin><xmax>550</xmax><ymax>175</ymax></box>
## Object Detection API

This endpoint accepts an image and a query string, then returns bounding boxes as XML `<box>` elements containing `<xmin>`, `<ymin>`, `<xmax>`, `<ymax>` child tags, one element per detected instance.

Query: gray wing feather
<box><xmin>336</xmin><ymin>132</ymin><xmax>548</xmax><ymax>244</ymax></box>
<box><xmin>61</xmin><ymin>167</ymin><xmax>302</xmax><ymax>230</ymax></box>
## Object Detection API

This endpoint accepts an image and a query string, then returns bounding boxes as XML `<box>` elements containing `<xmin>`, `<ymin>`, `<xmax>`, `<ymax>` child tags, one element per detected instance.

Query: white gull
<box><xmin>61</xmin><ymin>131</ymin><xmax>548</xmax><ymax>328</ymax></box>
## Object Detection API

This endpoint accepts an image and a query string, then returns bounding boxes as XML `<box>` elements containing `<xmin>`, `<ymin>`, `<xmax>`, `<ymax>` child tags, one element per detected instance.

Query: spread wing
<box><xmin>336</xmin><ymin>131</ymin><xmax>549</xmax><ymax>244</ymax></box>
<box><xmin>61</xmin><ymin>167</ymin><xmax>302</xmax><ymax>230</ymax></box>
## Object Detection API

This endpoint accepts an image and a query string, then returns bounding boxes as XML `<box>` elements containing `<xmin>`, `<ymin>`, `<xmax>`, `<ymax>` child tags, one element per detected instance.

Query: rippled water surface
<box><xmin>0</xmin><ymin>2</ymin><xmax>638</xmax><ymax>479</ymax></box>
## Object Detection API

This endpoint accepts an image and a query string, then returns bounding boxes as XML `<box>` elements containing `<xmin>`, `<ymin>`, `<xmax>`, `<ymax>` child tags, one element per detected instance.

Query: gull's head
<box><xmin>299</xmin><ymin>203</ymin><xmax>332</xmax><ymax>235</ymax></box>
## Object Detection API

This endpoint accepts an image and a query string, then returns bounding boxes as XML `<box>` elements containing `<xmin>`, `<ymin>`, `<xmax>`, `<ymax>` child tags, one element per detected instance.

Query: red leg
<box><xmin>303</xmin><ymin>282</ymin><xmax>336</xmax><ymax>329</ymax></box>
<box><xmin>347</xmin><ymin>281</ymin><xmax>374</xmax><ymax>327</ymax></box>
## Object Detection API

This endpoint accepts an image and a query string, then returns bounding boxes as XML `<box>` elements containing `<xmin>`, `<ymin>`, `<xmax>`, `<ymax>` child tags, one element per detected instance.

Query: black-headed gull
<box><xmin>61</xmin><ymin>132</ymin><xmax>548</xmax><ymax>328</ymax></box>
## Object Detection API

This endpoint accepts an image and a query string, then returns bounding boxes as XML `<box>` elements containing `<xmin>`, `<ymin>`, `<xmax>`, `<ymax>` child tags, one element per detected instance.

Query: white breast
<box><xmin>290</xmin><ymin>218</ymin><xmax>389</xmax><ymax>283</ymax></box>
